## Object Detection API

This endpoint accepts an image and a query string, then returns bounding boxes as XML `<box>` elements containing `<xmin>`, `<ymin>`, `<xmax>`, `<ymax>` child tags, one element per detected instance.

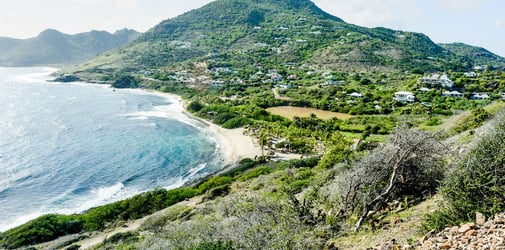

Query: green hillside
<box><xmin>64</xmin><ymin>0</ymin><xmax>501</xmax><ymax>83</ymax></box>
<box><xmin>0</xmin><ymin>28</ymin><xmax>140</xmax><ymax>67</ymax></box>
<box><xmin>440</xmin><ymin>42</ymin><xmax>505</xmax><ymax>68</ymax></box>
<box><xmin>3</xmin><ymin>1</ymin><xmax>505</xmax><ymax>249</ymax></box>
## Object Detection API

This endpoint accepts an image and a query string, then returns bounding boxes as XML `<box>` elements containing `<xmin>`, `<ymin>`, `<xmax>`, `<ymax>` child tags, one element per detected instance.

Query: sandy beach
<box><xmin>150</xmin><ymin>91</ymin><xmax>264</xmax><ymax>166</ymax></box>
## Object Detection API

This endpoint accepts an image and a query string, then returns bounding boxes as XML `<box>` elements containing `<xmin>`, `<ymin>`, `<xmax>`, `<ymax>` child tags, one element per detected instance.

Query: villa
<box><xmin>348</xmin><ymin>92</ymin><xmax>363</xmax><ymax>98</ymax></box>
<box><xmin>442</xmin><ymin>91</ymin><xmax>463</xmax><ymax>98</ymax></box>
<box><xmin>393</xmin><ymin>91</ymin><xmax>415</xmax><ymax>103</ymax></box>
<box><xmin>464</xmin><ymin>72</ymin><xmax>477</xmax><ymax>78</ymax></box>
<box><xmin>419</xmin><ymin>87</ymin><xmax>431</xmax><ymax>93</ymax></box>
<box><xmin>471</xmin><ymin>93</ymin><xmax>490</xmax><ymax>100</ymax></box>
<box><xmin>420</xmin><ymin>73</ymin><xmax>454</xmax><ymax>88</ymax></box>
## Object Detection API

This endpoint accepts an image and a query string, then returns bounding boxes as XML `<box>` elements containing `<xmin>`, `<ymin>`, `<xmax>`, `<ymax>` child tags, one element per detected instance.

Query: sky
<box><xmin>1</xmin><ymin>0</ymin><xmax>504</xmax><ymax>57</ymax></box>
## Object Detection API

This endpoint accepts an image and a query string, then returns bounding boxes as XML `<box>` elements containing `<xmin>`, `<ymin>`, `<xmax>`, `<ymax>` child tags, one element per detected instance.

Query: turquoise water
<box><xmin>0</xmin><ymin>67</ymin><xmax>223</xmax><ymax>231</ymax></box>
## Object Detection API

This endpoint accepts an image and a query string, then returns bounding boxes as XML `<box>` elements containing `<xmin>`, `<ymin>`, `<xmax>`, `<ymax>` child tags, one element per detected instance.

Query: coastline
<box><xmin>148</xmin><ymin>90</ymin><xmax>263</xmax><ymax>167</ymax></box>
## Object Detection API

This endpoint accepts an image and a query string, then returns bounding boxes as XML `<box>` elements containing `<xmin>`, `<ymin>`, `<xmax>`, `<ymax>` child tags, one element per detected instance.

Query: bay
<box><xmin>0</xmin><ymin>67</ymin><xmax>223</xmax><ymax>231</ymax></box>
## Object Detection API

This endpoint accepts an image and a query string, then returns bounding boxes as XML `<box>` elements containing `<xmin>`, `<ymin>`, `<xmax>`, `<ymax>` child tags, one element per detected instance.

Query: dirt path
<box><xmin>77</xmin><ymin>196</ymin><xmax>202</xmax><ymax>249</ymax></box>
<box><xmin>272</xmin><ymin>88</ymin><xmax>292</xmax><ymax>101</ymax></box>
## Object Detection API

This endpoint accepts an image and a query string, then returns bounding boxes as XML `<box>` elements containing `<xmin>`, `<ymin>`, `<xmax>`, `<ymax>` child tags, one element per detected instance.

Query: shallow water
<box><xmin>0</xmin><ymin>67</ymin><xmax>223</xmax><ymax>231</ymax></box>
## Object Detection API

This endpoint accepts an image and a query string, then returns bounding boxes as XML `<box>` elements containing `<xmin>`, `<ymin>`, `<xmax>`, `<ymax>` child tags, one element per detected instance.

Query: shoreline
<box><xmin>146</xmin><ymin>90</ymin><xmax>263</xmax><ymax>167</ymax></box>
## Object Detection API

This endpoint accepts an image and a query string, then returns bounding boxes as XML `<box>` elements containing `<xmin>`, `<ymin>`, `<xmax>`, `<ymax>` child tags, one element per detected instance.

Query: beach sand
<box><xmin>151</xmin><ymin>91</ymin><xmax>264</xmax><ymax>166</ymax></box>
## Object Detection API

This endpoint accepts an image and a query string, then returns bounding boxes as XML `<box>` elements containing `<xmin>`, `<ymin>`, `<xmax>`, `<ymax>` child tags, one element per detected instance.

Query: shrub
<box><xmin>238</xmin><ymin>166</ymin><xmax>271</xmax><ymax>181</ymax></box>
<box><xmin>333</xmin><ymin>126</ymin><xmax>446</xmax><ymax>231</ymax></box>
<box><xmin>443</xmin><ymin>112</ymin><xmax>505</xmax><ymax>221</ymax></box>
<box><xmin>450</xmin><ymin>108</ymin><xmax>491</xmax><ymax>134</ymax></box>
<box><xmin>187</xmin><ymin>101</ymin><xmax>204</xmax><ymax>112</ymax></box>
<box><xmin>1</xmin><ymin>214</ymin><xmax>83</xmax><ymax>249</ymax></box>
<box><xmin>198</xmin><ymin>176</ymin><xmax>233</xmax><ymax>193</ymax></box>
<box><xmin>191</xmin><ymin>241</ymin><xmax>235</xmax><ymax>250</ymax></box>
<box><xmin>422</xmin><ymin>209</ymin><xmax>463</xmax><ymax>233</ymax></box>
<box><xmin>221</xmin><ymin>117</ymin><xmax>249</xmax><ymax>129</ymax></box>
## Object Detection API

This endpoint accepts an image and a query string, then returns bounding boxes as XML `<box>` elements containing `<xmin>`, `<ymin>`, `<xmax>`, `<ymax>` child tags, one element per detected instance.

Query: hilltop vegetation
<box><xmin>64</xmin><ymin>0</ymin><xmax>504</xmax><ymax>83</ymax></box>
<box><xmin>440</xmin><ymin>42</ymin><xmax>505</xmax><ymax>69</ymax></box>
<box><xmin>0</xmin><ymin>28</ymin><xmax>140</xmax><ymax>66</ymax></box>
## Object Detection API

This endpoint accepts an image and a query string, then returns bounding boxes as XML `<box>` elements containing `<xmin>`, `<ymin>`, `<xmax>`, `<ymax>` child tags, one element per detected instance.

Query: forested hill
<box><xmin>0</xmin><ymin>28</ymin><xmax>140</xmax><ymax>67</ymax></box>
<box><xmin>63</xmin><ymin>0</ymin><xmax>505</xmax><ymax>83</ymax></box>
<box><xmin>439</xmin><ymin>42</ymin><xmax>505</xmax><ymax>68</ymax></box>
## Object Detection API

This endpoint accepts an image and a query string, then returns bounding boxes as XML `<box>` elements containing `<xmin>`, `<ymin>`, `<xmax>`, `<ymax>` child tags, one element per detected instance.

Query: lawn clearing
<box><xmin>267</xmin><ymin>106</ymin><xmax>352</xmax><ymax>120</ymax></box>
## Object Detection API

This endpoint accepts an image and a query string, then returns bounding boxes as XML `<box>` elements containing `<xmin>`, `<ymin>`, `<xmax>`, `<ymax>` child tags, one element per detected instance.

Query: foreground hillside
<box><xmin>3</xmin><ymin>102</ymin><xmax>503</xmax><ymax>249</ymax></box>
<box><xmin>0</xmin><ymin>28</ymin><xmax>140</xmax><ymax>66</ymax></box>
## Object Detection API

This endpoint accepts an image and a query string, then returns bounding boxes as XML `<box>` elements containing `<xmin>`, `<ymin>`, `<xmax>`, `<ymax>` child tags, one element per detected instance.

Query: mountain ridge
<box><xmin>0</xmin><ymin>28</ymin><xmax>141</xmax><ymax>67</ymax></box>
<box><xmin>64</xmin><ymin>0</ymin><xmax>504</xmax><ymax>84</ymax></box>
<box><xmin>439</xmin><ymin>42</ymin><xmax>505</xmax><ymax>68</ymax></box>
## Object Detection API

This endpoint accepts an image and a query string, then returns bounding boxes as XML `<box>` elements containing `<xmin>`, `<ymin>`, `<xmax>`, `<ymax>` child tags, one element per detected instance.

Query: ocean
<box><xmin>0</xmin><ymin>67</ymin><xmax>223</xmax><ymax>231</ymax></box>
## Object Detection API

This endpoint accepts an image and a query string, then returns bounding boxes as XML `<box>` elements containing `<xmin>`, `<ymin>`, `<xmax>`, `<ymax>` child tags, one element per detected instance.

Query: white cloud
<box><xmin>114</xmin><ymin>0</ymin><xmax>139</xmax><ymax>9</ymax></box>
<box><xmin>492</xmin><ymin>19</ymin><xmax>505</xmax><ymax>29</ymax></box>
<box><xmin>67</xmin><ymin>0</ymin><xmax>108</xmax><ymax>5</ymax></box>
<box><xmin>313</xmin><ymin>0</ymin><xmax>421</xmax><ymax>30</ymax></box>
<box><xmin>437</xmin><ymin>0</ymin><xmax>491</xmax><ymax>10</ymax></box>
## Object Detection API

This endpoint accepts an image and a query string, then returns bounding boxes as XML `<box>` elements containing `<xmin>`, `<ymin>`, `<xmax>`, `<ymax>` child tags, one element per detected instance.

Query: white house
<box><xmin>420</xmin><ymin>73</ymin><xmax>454</xmax><ymax>88</ymax></box>
<box><xmin>439</xmin><ymin>74</ymin><xmax>454</xmax><ymax>88</ymax></box>
<box><xmin>419</xmin><ymin>87</ymin><xmax>432</xmax><ymax>93</ymax></box>
<box><xmin>393</xmin><ymin>91</ymin><xmax>415</xmax><ymax>103</ymax></box>
<box><xmin>471</xmin><ymin>93</ymin><xmax>490</xmax><ymax>100</ymax></box>
<box><xmin>420</xmin><ymin>74</ymin><xmax>440</xmax><ymax>84</ymax></box>
<box><xmin>464</xmin><ymin>72</ymin><xmax>477</xmax><ymax>78</ymax></box>
<box><xmin>348</xmin><ymin>92</ymin><xmax>363</xmax><ymax>98</ymax></box>
<box><xmin>442</xmin><ymin>91</ymin><xmax>463</xmax><ymax>98</ymax></box>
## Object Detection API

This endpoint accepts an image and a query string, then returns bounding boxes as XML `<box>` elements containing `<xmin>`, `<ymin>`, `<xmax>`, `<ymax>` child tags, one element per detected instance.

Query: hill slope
<box><xmin>0</xmin><ymin>29</ymin><xmax>140</xmax><ymax>67</ymax></box>
<box><xmin>65</xmin><ymin>0</ymin><xmax>498</xmax><ymax>82</ymax></box>
<box><xmin>439</xmin><ymin>42</ymin><xmax>505</xmax><ymax>68</ymax></box>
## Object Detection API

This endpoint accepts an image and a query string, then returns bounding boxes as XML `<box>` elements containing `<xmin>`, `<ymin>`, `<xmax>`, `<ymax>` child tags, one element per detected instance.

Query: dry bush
<box><xmin>325</xmin><ymin>125</ymin><xmax>447</xmax><ymax>231</ymax></box>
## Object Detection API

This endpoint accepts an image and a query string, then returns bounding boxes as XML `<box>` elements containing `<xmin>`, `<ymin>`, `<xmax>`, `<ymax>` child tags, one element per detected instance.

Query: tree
<box><xmin>187</xmin><ymin>101</ymin><xmax>204</xmax><ymax>112</ymax></box>
<box><xmin>333</xmin><ymin>125</ymin><xmax>446</xmax><ymax>231</ymax></box>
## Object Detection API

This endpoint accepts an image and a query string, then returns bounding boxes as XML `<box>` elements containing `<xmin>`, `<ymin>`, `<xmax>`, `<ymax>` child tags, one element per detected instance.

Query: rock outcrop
<box><xmin>375</xmin><ymin>212</ymin><xmax>505</xmax><ymax>249</ymax></box>
<box><xmin>419</xmin><ymin>213</ymin><xmax>505</xmax><ymax>249</ymax></box>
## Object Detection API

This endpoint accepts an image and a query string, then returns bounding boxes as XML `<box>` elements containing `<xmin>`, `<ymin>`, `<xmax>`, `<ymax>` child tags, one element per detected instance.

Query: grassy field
<box><xmin>266</xmin><ymin>106</ymin><xmax>352</xmax><ymax>120</ymax></box>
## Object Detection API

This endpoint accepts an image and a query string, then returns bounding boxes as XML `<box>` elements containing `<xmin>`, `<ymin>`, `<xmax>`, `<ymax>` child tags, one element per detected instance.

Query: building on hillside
<box><xmin>321</xmin><ymin>80</ymin><xmax>344</xmax><ymax>88</ymax></box>
<box><xmin>439</xmin><ymin>74</ymin><xmax>454</xmax><ymax>88</ymax></box>
<box><xmin>442</xmin><ymin>91</ymin><xmax>463</xmax><ymax>98</ymax></box>
<box><xmin>420</xmin><ymin>74</ymin><xmax>440</xmax><ymax>84</ymax></box>
<box><xmin>277</xmin><ymin>84</ymin><xmax>292</xmax><ymax>89</ymax></box>
<box><xmin>287</xmin><ymin>74</ymin><xmax>298</xmax><ymax>80</ymax></box>
<box><xmin>393</xmin><ymin>91</ymin><xmax>416</xmax><ymax>103</ymax></box>
<box><xmin>348</xmin><ymin>92</ymin><xmax>363</xmax><ymax>98</ymax></box>
<box><xmin>420</xmin><ymin>73</ymin><xmax>454</xmax><ymax>88</ymax></box>
<box><xmin>464</xmin><ymin>71</ymin><xmax>477</xmax><ymax>77</ymax></box>
<box><xmin>419</xmin><ymin>87</ymin><xmax>432</xmax><ymax>93</ymax></box>
<box><xmin>471</xmin><ymin>93</ymin><xmax>490</xmax><ymax>100</ymax></box>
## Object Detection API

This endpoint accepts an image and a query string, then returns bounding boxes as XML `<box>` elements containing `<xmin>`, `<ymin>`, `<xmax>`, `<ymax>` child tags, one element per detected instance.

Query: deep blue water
<box><xmin>0</xmin><ymin>67</ymin><xmax>223</xmax><ymax>231</ymax></box>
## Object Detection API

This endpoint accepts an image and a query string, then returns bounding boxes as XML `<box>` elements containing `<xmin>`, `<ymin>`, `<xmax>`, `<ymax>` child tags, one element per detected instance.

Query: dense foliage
<box><xmin>0</xmin><ymin>159</ymin><xmax>264</xmax><ymax>249</ymax></box>
<box><xmin>63</xmin><ymin>0</ymin><xmax>505</xmax><ymax>84</ymax></box>
<box><xmin>443</xmin><ymin>112</ymin><xmax>505</xmax><ymax>221</ymax></box>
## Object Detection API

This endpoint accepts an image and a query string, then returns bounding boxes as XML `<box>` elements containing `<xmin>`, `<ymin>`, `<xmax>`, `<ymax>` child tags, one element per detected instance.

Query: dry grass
<box><xmin>267</xmin><ymin>106</ymin><xmax>352</xmax><ymax>120</ymax></box>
